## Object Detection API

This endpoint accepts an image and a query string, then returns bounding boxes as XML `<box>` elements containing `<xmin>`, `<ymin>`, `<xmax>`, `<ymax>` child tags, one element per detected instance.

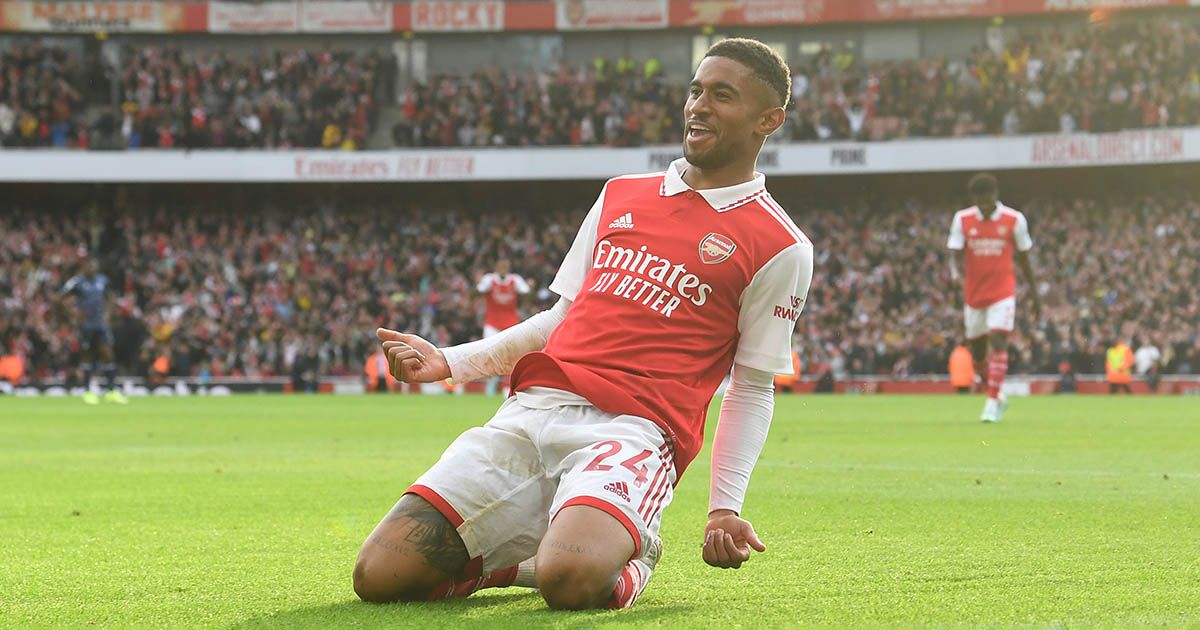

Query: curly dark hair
<box><xmin>968</xmin><ymin>173</ymin><xmax>999</xmax><ymax>196</ymax></box>
<box><xmin>703</xmin><ymin>38</ymin><xmax>791</xmax><ymax>108</ymax></box>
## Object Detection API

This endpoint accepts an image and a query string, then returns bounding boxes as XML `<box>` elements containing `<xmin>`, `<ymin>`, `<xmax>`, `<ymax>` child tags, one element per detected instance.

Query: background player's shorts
<box><xmin>964</xmin><ymin>295</ymin><xmax>1016</xmax><ymax>339</ymax></box>
<box><xmin>80</xmin><ymin>324</ymin><xmax>113</xmax><ymax>352</ymax></box>
<box><xmin>406</xmin><ymin>394</ymin><xmax>675</xmax><ymax>573</ymax></box>
<box><xmin>482</xmin><ymin>324</ymin><xmax>500</xmax><ymax>338</ymax></box>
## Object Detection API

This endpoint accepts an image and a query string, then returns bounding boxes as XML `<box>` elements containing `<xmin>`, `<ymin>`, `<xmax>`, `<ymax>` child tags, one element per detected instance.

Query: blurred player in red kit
<box><xmin>947</xmin><ymin>173</ymin><xmax>1041</xmax><ymax>422</ymax></box>
<box><xmin>477</xmin><ymin>258</ymin><xmax>531</xmax><ymax>395</ymax></box>
<box><xmin>355</xmin><ymin>39</ymin><xmax>813</xmax><ymax>610</ymax></box>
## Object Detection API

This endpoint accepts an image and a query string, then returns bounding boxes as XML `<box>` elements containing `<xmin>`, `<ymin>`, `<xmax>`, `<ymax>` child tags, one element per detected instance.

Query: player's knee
<box><xmin>536</xmin><ymin>554</ymin><xmax>617</xmax><ymax>610</ymax></box>
<box><xmin>352</xmin><ymin>547</ymin><xmax>428</xmax><ymax>603</ymax></box>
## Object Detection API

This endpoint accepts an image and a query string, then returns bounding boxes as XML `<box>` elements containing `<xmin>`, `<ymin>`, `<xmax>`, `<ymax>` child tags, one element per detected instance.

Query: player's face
<box><xmin>496</xmin><ymin>259</ymin><xmax>511</xmax><ymax>275</ymax></box>
<box><xmin>973</xmin><ymin>192</ymin><xmax>998</xmax><ymax>214</ymax></box>
<box><xmin>84</xmin><ymin>259</ymin><xmax>99</xmax><ymax>277</ymax></box>
<box><xmin>683</xmin><ymin>57</ymin><xmax>782</xmax><ymax>170</ymax></box>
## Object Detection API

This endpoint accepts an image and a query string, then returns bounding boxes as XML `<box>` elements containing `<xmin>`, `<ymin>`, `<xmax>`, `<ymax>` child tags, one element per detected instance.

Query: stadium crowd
<box><xmin>395</xmin><ymin>17</ymin><xmax>1200</xmax><ymax>146</ymax></box>
<box><xmin>1</xmin><ymin>43</ymin><xmax>391</xmax><ymax>149</ymax></box>
<box><xmin>796</xmin><ymin>192</ymin><xmax>1199</xmax><ymax>380</ymax></box>
<box><xmin>2</xmin><ymin>189</ymin><xmax>1197</xmax><ymax>385</ymax></box>
<box><xmin>4</xmin><ymin>17</ymin><xmax>1199</xmax><ymax>150</ymax></box>
<box><xmin>789</xmin><ymin>16</ymin><xmax>1200</xmax><ymax>141</ymax></box>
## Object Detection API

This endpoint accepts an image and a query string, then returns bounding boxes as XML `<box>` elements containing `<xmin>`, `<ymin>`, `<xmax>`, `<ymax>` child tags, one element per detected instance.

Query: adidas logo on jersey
<box><xmin>603</xmin><ymin>481</ymin><xmax>631</xmax><ymax>502</ymax></box>
<box><xmin>608</xmin><ymin>213</ymin><xmax>635</xmax><ymax>229</ymax></box>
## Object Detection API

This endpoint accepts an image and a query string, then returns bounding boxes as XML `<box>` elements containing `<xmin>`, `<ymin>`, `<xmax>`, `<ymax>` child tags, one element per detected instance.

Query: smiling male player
<box><xmin>354</xmin><ymin>38</ymin><xmax>814</xmax><ymax>610</ymax></box>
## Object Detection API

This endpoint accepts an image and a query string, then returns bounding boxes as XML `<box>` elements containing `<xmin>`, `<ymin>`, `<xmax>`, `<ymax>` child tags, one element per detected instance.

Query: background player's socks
<box><xmin>83</xmin><ymin>363</ymin><xmax>95</xmax><ymax>392</ymax></box>
<box><xmin>101</xmin><ymin>362</ymin><xmax>117</xmax><ymax>391</ymax></box>
<box><xmin>986</xmin><ymin>350</ymin><xmax>1008</xmax><ymax>399</ymax></box>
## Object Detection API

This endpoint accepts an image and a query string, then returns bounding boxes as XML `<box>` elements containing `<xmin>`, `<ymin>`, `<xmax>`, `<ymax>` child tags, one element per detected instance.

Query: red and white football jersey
<box><xmin>511</xmin><ymin>159</ymin><xmax>814</xmax><ymax>474</ymax></box>
<box><xmin>478</xmin><ymin>273</ymin><xmax>531</xmax><ymax>331</ymax></box>
<box><xmin>946</xmin><ymin>202</ymin><xmax>1033</xmax><ymax>308</ymax></box>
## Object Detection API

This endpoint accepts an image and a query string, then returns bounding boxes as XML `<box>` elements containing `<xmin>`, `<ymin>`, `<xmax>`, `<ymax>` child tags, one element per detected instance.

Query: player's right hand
<box><xmin>376</xmin><ymin>328</ymin><xmax>451</xmax><ymax>383</ymax></box>
<box><xmin>702</xmin><ymin>510</ymin><xmax>767</xmax><ymax>569</ymax></box>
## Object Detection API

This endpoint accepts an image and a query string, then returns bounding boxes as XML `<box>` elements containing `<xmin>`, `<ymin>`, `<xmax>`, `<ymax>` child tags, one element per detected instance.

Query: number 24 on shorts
<box><xmin>583</xmin><ymin>440</ymin><xmax>654</xmax><ymax>487</ymax></box>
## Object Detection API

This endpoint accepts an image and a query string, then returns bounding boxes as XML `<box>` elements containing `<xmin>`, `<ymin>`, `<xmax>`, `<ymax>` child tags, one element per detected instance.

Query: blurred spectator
<box><xmin>363</xmin><ymin>349</ymin><xmax>395</xmax><ymax>393</ymax></box>
<box><xmin>0</xmin><ymin>346</ymin><xmax>25</xmax><ymax>385</ymax></box>
<box><xmin>1105</xmin><ymin>339</ymin><xmax>1135</xmax><ymax>393</ymax></box>
<box><xmin>1135</xmin><ymin>338</ymin><xmax>1162</xmax><ymax>391</ymax></box>
<box><xmin>949</xmin><ymin>343</ymin><xmax>975</xmax><ymax>393</ymax></box>
<box><xmin>1056</xmin><ymin>361</ymin><xmax>1078</xmax><ymax>394</ymax></box>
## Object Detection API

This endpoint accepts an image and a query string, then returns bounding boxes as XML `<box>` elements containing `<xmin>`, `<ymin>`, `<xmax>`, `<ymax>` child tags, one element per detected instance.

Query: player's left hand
<box><xmin>702</xmin><ymin>509</ymin><xmax>766</xmax><ymax>569</ymax></box>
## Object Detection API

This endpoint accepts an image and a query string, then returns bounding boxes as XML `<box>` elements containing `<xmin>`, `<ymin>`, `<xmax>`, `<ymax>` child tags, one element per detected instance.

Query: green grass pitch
<box><xmin>2</xmin><ymin>394</ymin><xmax>1198</xmax><ymax>627</ymax></box>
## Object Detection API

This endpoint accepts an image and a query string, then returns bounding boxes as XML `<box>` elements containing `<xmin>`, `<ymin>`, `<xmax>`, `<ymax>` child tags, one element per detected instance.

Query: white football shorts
<box><xmin>405</xmin><ymin>390</ymin><xmax>675</xmax><ymax>573</ymax></box>
<box><xmin>964</xmin><ymin>295</ymin><xmax>1016</xmax><ymax>340</ymax></box>
<box><xmin>482</xmin><ymin>324</ymin><xmax>501</xmax><ymax>338</ymax></box>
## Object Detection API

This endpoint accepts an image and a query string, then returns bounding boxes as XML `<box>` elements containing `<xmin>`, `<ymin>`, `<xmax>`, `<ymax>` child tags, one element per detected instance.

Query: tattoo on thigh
<box><xmin>549</xmin><ymin>540</ymin><xmax>594</xmax><ymax>555</ymax></box>
<box><xmin>380</xmin><ymin>495</ymin><xmax>469</xmax><ymax>575</ymax></box>
<box><xmin>365</xmin><ymin>532</ymin><xmax>411</xmax><ymax>557</ymax></box>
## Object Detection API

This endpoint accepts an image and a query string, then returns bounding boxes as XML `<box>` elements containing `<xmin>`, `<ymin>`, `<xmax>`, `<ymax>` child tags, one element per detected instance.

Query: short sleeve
<box><xmin>548</xmin><ymin>183</ymin><xmax>607</xmax><ymax>301</ymax></box>
<box><xmin>476</xmin><ymin>274</ymin><xmax>494</xmax><ymax>293</ymax></box>
<box><xmin>513</xmin><ymin>275</ymin><xmax>531</xmax><ymax>294</ymax></box>
<box><xmin>734</xmin><ymin>243</ymin><xmax>814</xmax><ymax>374</ymax></box>
<box><xmin>1013</xmin><ymin>212</ymin><xmax>1033</xmax><ymax>251</ymax></box>
<box><xmin>947</xmin><ymin>213</ymin><xmax>965</xmax><ymax>250</ymax></box>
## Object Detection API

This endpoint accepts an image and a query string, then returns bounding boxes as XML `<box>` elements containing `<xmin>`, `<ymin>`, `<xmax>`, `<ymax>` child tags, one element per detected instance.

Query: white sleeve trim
<box><xmin>441</xmin><ymin>298</ymin><xmax>570</xmax><ymax>382</ymax></box>
<box><xmin>709</xmin><ymin>364</ymin><xmax>776</xmax><ymax>514</ymax></box>
<box><xmin>1013</xmin><ymin>211</ymin><xmax>1034</xmax><ymax>252</ymax></box>
<box><xmin>513</xmin><ymin>275</ymin><xmax>532</xmax><ymax>294</ymax></box>
<box><xmin>476</xmin><ymin>273</ymin><xmax>494</xmax><ymax>293</ymax></box>
<box><xmin>734</xmin><ymin>242</ymin><xmax>814</xmax><ymax>374</ymax></box>
<box><xmin>548</xmin><ymin>184</ymin><xmax>607</xmax><ymax>301</ymax></box>
<box><xmin>947</xmin><ymin>212</ymin><xmax>965</xmax><ymax>250</ymax></box>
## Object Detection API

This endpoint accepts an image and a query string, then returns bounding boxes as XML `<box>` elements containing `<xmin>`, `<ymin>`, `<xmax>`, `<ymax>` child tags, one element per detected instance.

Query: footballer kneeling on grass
<box><xmin>353</xmin><ymin>38</ymin><xmax>814</xmax><ymax>610</ymax></box>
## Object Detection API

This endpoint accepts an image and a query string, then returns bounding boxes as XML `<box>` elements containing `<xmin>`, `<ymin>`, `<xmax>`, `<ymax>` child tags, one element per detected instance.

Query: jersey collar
<box><xmin>660</xmin><ymin>158</ymin><xmax>767</xmax><ymax>213</ymax></box>
<box><xmin>974</xmin><ymin>200</ymin><xmax>1008</xmax><ymax>220</ymax></box>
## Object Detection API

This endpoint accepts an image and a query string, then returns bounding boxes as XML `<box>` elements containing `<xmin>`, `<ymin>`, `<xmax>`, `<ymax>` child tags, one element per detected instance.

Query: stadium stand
<box><xmin>3</xmin><ymin>188</ymin><xmax>1197</xmax><ymax>384</ymax></box>
<box><xmin>1</xmin><ymin>43</ymin><xmax>391</xmax><ymax>149</ymax></box>
<box><xmin>3</xmin><ymin>17</ymin><xmax>1199</xmax><ymax>150</ymax></box>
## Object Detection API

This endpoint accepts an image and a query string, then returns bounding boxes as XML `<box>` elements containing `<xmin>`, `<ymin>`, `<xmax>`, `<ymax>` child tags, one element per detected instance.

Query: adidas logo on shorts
<box><xmin>603</xmin><ymin>481</ymin><xmax>631</xmax><ymax>502</ymax></box>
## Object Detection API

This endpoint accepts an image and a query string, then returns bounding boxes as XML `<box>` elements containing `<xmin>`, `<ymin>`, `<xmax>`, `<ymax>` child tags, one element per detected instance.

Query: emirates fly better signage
<box><xmin>0</xmin><ymin>129</ymin><xmax>1195</xmax><ymax>182</ymax></box>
